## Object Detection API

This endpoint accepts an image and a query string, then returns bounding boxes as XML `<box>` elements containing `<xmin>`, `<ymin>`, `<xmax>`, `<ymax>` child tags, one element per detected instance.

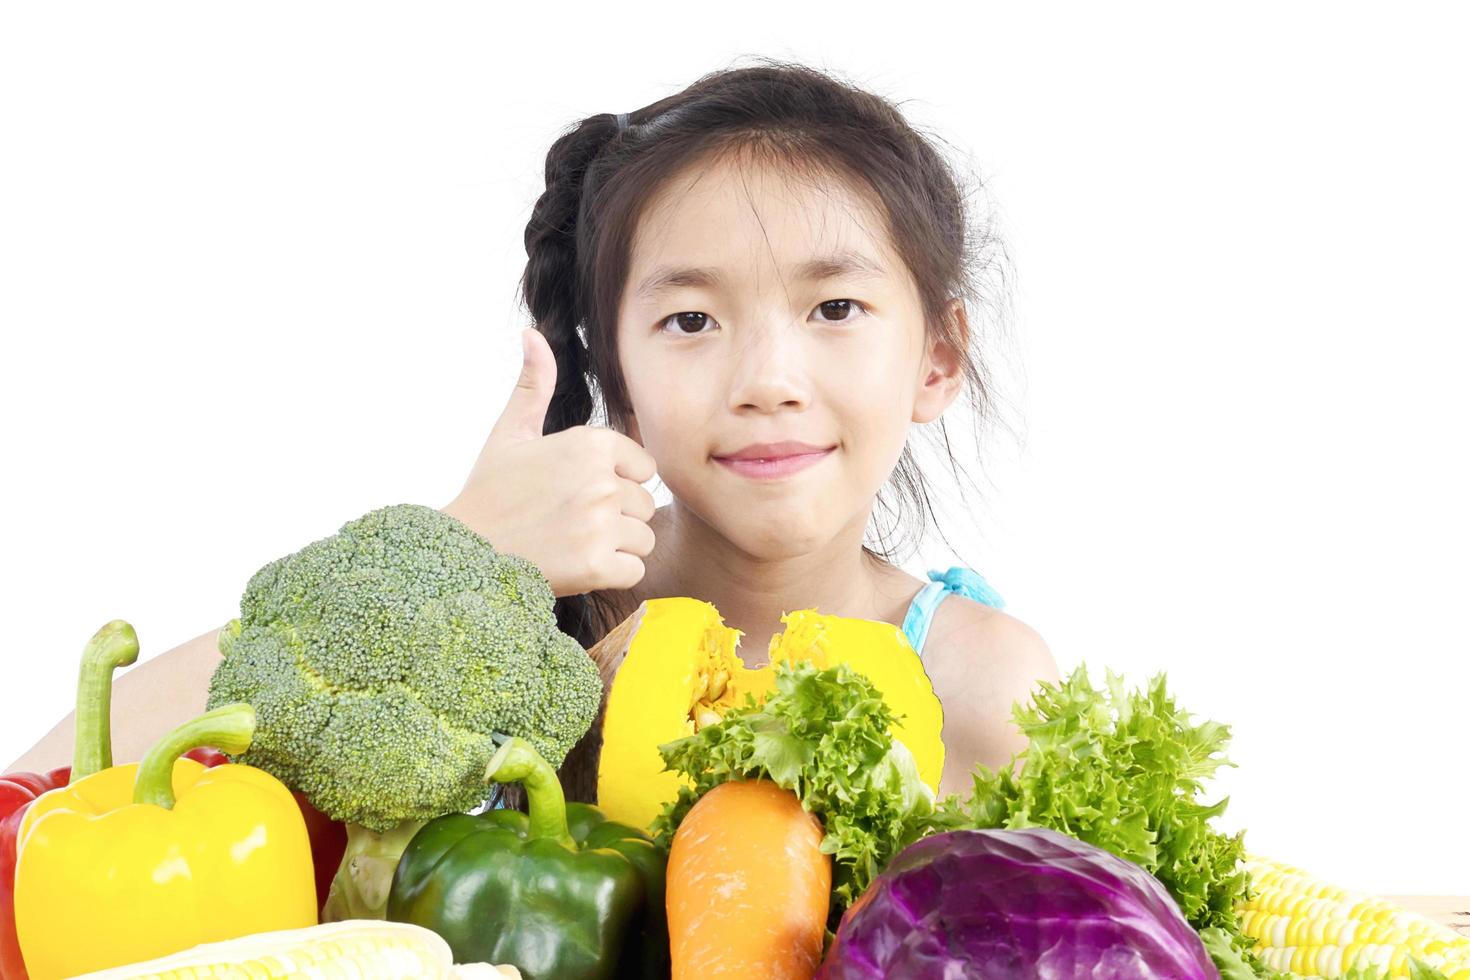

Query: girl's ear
<box><xmin>912</xmin><ymin>299</ymin><xmax>968</xmax><ymax>424</ymax></box>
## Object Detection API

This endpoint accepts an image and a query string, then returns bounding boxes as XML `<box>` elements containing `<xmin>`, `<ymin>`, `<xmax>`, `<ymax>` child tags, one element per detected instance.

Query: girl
<box><xmin>10</xmin><ymin>59</ymin><xmax>1058</xmax><ymax>799</ymax></box>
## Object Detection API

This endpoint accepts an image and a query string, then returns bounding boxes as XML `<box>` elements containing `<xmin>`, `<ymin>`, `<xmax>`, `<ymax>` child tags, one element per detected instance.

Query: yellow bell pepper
<box><xmin>14</xmin><ymin>703</ymin><xmax>317</xmax><ymax>980</ymax></box>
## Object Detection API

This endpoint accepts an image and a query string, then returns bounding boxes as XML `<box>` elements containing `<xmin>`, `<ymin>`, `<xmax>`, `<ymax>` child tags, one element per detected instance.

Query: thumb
<box><xmin>489</xmin><ymin>328</ymin><xmax>558</xmax><ymax>443</ymax></box>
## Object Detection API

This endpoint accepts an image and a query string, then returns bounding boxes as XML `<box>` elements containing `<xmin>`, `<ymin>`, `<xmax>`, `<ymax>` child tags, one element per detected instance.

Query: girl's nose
<box><xmin>725</xmin><ymin>319</ymin><xmax>812</xmax><ymax>414</ymax></box>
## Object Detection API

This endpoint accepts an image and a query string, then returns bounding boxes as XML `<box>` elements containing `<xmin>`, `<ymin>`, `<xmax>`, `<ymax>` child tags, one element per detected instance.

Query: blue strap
<box><xmin>901</xmin><ymin>567</ymin><xmax>1006</xmax><ymax>659</ymax></box>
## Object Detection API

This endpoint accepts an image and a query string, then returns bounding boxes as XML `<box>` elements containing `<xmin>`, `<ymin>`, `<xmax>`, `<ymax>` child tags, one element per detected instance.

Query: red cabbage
<box><xmin>816</xmin><ymin>827</ymin><xmax>1220</xmax><ymax>979</ymax></box>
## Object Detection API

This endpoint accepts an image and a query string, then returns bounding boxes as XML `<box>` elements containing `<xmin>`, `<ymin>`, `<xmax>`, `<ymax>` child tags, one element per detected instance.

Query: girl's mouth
<box><xmin>712</xmin><ymin>448</ymin><xmax>835</xmax><ymax>481</ymax></box>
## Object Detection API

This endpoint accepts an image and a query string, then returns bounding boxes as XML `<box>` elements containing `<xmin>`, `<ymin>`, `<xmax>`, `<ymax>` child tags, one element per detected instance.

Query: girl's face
<box><xmin>617</xmin><ymin>153</ymin><xmax>963</xmax><ymax>560</ymax></box>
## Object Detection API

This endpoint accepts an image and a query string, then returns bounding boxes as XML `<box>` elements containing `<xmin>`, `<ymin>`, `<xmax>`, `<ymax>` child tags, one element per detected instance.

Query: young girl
<box><xmin>10</xmin><ymin>59</ymin><xmax>1058</xmax><ymax>799</ymax></box>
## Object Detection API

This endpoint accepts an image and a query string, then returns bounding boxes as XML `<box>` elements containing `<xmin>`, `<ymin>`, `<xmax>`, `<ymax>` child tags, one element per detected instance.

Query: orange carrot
<box><xmin>666</xmin><ymin>779</ymin><xmax>832</xmax><ymax>979</ymax></box>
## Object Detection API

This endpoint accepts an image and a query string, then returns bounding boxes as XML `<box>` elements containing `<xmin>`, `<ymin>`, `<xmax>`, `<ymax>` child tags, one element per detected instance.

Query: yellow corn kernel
<box><xmin>1241</xmin><ymin>853</ymin><xmax>1470</xmax><ymax>978</ymax></box>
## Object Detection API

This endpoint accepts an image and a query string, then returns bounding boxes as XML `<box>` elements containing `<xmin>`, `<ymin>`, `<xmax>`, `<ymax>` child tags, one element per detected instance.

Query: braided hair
<box><xmin>517</xmin><ymin>110</ymin><xmax>636</xmax><ymax>652</ymax></box>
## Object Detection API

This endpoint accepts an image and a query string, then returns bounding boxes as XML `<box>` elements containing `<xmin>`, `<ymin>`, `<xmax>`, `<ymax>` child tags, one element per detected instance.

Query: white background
<box><xmin>2</xmin><ymin>3</ymin><xmax>1466</xmax><ymax>894</ymax></box>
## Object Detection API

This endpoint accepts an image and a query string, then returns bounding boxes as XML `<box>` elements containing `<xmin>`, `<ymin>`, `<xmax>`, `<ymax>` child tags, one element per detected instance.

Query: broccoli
<box><xmin>205</xmin><ymin>503</ymin><xmax>602</xmax><ymax>920</ymax></box>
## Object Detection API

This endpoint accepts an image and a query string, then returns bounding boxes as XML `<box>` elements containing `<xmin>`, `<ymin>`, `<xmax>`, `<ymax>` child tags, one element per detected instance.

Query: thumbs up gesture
<box><xmin>442</xmin><ymin>329</ymin><xmax>659</xmax><ymax>597</ymax></box>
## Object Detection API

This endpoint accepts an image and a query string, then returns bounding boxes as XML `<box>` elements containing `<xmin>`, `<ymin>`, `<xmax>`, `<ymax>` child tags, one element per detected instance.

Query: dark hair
<box><xmin>520</xmin><ymin>56</ymin><xmax>1017</xmax><ymax>653</ymax></box>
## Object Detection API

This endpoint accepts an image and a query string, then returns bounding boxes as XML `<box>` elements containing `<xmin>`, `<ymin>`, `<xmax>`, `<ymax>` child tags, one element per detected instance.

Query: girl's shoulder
<box><xmin>906</xmin><ymin>565</ymin><xmax>1051</xmax><ymax>682</ymax></box>
<box><xmin>924</xmin><ymin>597</ymin><xmax>1050</xmax><ymax>675</ymax></box>
<box><xmin>919</xmin><ymin>588</ymin><xmax>1060</xmax><ymax>786</ymax></box>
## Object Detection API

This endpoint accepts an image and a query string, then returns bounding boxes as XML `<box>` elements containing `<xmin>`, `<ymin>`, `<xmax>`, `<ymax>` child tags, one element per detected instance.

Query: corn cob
<box><xmin>67</xmin><ymin>920</ymin><xmax>523</xmax><ymax>979</ymax></box>
<box><xmin>1241</xmin><ymin>854</ymin><xmax>1470</xmax><ymax>979</ymax></box>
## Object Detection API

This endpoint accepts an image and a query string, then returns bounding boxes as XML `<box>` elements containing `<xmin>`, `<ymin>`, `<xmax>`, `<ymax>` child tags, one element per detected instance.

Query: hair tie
<box><xmin>615</xmin><ymin>112</ymin><xmax>631</xmax><ymax>134</ymax></box>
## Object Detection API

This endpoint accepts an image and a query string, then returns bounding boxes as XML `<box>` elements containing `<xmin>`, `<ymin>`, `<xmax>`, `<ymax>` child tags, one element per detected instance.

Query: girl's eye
<box><xmin>657</xmin><ymin>300</ymin><xmax>868</xmax><ymax>335</ymax></box>
<box><xmin>812</xmin><ymin>298</ymin><xmax>868</xmax><ymax>323</ymax></box>
<box><xmin>659</xmin><ymin>311</ymin><xmax>716</xmax><ymax>335</ymax></box>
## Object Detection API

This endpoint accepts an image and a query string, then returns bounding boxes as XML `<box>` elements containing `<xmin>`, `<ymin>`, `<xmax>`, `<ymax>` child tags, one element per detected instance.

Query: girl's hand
<box><xmin>443</xmin><ymin>328</ymin><xmax>658</xmax><ymax>598</ymax></box>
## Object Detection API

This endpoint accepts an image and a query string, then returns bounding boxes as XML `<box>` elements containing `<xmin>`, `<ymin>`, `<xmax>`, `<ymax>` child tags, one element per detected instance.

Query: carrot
<box><xmin>666</xmin><ymin>779</ymin><xmax>832</xmax><ymax>979</ymax></box>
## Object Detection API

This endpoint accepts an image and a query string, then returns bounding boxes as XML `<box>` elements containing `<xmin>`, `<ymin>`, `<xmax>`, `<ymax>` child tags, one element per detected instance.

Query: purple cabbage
<box><xmin>815</xmin><ymin>827</ymin><xmax>1220</xmax><ymax>980</ymax></box>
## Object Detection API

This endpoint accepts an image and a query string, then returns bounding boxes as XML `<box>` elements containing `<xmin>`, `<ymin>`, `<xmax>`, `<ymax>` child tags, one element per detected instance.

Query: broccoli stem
<box><xmin>321</xmin><ymin>820</ymin><xmax>429</xmax><ymax>922</ymax></box>
<box><xmin>71</xmin><ymin>619</ymin><xmax>140</xmax><ymax>780</ymax></box>
<box><xmin>320</xmin><ymin>738</ymin><xmax>568</xmax><ymax>921</ymax></box>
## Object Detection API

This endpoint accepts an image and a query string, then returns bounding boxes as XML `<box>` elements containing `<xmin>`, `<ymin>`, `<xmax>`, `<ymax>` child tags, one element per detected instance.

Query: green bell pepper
<box><xmin>387</xmin><ymin>737</ymin><xmax>669</xmax><ymax>980</ymax></box>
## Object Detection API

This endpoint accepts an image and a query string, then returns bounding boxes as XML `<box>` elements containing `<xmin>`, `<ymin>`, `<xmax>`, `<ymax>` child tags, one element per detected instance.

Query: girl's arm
<box><xmin>4</xmin><ymin>627</ymin><xmax>224</xmax><ymax>774</ymax></box>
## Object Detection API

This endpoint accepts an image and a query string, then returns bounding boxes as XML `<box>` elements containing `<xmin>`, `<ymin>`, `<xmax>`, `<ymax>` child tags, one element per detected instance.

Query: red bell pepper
<box><xmin>0</xmin><ymin>768</ymin><xmax>67</xmax><ymax>979</ymax></box>
<box><xmin>293</xmin><ymin>789</ymin><xmax>349</xmax><ymax>912</ymax></box>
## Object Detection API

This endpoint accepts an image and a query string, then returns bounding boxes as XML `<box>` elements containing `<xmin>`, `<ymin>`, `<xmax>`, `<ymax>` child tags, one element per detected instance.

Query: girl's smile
<box><xmin>711</xmin><ymin>441</ymin><xmax>837</xmax><ymax>480</ymax></box>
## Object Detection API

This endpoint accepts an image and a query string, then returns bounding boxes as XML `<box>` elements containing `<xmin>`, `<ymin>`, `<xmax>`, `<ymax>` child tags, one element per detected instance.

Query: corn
<box><xmin>68</xmin><ymin>920</ymin><xmax>523</xmax><ymax>979</ymax></box>
<box><xmin>1241</xmin><ymin>853</ymin><xmax>1470</xmax><ymax>979</ymax></box>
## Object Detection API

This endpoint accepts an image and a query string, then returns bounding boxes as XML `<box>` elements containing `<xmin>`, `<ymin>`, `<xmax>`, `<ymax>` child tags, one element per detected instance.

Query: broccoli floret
<box><xmin>205</xmin><ymin>503</ymin><xmax>601</xmax><ymax>920</ymax></box>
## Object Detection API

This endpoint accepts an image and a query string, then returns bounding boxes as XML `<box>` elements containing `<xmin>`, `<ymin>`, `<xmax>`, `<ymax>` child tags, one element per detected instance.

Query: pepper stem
<box><xmin>484</xmin><ymin>736</ymin><xmax>574</xmax><ymax>847</ymax></box>
<box><xmin>70</xmin><ymin>619</ymin><xmax>141</xmax><ymax>780</ymax></box>
<box><xmin>134</xmin><ymin>703</ymin><xmax>255</xmax><ymax>809</ymax></box>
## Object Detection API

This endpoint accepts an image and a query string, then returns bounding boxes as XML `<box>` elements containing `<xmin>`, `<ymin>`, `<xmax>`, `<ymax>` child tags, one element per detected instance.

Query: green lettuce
<box><xmin>965</xmin><ymin>666</ymin><xmax>1261</xmax><ymax>966</ymax></box>
<box><xmin>651</xmin><ymin>660</ymin><xmax>946</xmax><ymax>912</ymax></box>
<box><xmin>966</xmin><ymin>667</ymin><xmax>1249</xmax><ymax>928</ymax></box>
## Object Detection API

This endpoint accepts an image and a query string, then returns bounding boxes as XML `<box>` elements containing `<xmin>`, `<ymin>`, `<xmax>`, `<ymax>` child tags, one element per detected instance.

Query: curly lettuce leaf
<box><xmin>651</xmin><ymin>660</ymin><xmax>945</xmax><ymax>911</ymax></box>
<box><xmin>967</xmin><ymin>666</ymin><xmax>1254</xmax><ymax>950</ymax></box>
<box><xmin>1200</xmin><ymin>927</ymin><xmax>1266</xmax><ymax>980</ymax></box>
